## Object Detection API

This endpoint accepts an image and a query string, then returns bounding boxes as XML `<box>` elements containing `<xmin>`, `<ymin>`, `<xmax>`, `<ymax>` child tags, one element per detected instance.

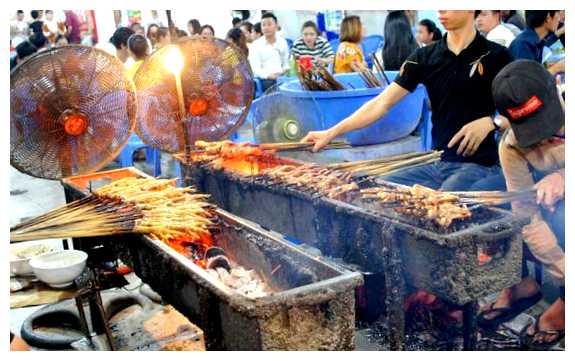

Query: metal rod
<box><xmin>462</xmin><ymin>301</ymin><xmax>479</xmax><ymax>350</ymax></box>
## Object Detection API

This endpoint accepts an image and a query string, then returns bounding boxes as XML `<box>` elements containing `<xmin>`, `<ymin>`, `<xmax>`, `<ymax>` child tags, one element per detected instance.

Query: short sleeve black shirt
<box><xmin>395</xmin><ymin>32</ymin><xmax>513</xmax><ymax>166</ymax></box>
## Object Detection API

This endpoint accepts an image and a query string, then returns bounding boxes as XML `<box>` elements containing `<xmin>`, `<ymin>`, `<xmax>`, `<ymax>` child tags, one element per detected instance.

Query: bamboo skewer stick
<box><xmin>328</xmin><ymin>151</ymin><xmax>433</xmax><ymax>169</ymax></box>
<box><xmin>366</xmin><ymin>157</ymin><xmax>439</xmax><ymax>177</ymax></box>
<box><xmin>354</xmin><ymin>152</ymin><xmax>441</xmax><ymax>175</ymax></box>
<box><xmin>259</xmin><ymin>141</ymin><xmax>350</xmax><ymax>152</ymax></box>
<box><xmin>371</xmin><ymin>54</ymin><xmax>390</xmax><ymax>86</ymax></box>
<box><xmin>328</xmin><ymin>151</ymin><xmax>442</xmax><ymax>173</ymax></box>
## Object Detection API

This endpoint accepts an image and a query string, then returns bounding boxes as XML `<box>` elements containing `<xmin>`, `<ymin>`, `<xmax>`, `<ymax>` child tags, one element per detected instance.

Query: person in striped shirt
<box><xmin>291</xmin><ymin>21</ymin><xmax>335</xmax><ymax>67</ymax></box>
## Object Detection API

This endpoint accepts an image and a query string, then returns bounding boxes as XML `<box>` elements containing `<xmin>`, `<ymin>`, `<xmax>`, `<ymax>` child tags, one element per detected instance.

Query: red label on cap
<box><xmin>507</xmin><ymin>95</ymin><xmax>543</xmax><ymax>120</ymax></box>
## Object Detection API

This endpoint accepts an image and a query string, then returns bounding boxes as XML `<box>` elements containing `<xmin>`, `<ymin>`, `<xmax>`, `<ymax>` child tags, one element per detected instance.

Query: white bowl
<box><xmin>10</xmin><ymin>258</ymin><xmax>33</xmax><ymax>276</ymax></box>
<box><xmin>29</xmin><ymin>250</ymin><xmax>88</xmax><ymax>288</ymax></box>
<box><xmin>10</xmin><ymin>244</ymin><xmax>53</xmax><ymax>276</ymax></box>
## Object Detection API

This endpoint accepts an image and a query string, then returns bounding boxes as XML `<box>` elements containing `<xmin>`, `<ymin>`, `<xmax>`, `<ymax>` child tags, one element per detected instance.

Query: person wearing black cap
<box><xmin>478</xmin><ymin>59</ymin><xmax>564</xmax><ymax>349</ymax></box>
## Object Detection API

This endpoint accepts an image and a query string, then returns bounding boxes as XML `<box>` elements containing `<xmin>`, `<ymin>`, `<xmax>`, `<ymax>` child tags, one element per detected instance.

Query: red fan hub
<box><xmin>62</xmin><ymin>112</ymin><xmax>89</xmax><ymax>136</ymax></box>
<box><xmin>188</xmin><ymin>97</ymin><xmax>209</xmax><ymax>116</ymax></box>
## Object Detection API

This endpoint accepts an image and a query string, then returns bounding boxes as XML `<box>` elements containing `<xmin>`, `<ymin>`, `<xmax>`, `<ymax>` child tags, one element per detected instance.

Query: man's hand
<box><xmin>447</xmin><ymin>116</ymin><xmax>496</xmax><ymax>157</ymax></box>
<box><xmin>534</xmin><ymin>172</ymin><xmax>564</xmax><ymax>212</ymax></box>
<box><xmin>548</xmin><ymin>59</ymin><xmax>565</xmax><ymax>76</ymax></box>
<box><xmin>301</xmin><ymin>128</ymin><xmax>338</xmax><ymax>152</ymax></box>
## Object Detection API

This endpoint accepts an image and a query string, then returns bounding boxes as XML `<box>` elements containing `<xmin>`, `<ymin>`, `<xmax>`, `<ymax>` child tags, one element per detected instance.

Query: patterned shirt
<box><xmin>291</xmin><ymin>36</ymin><xmax>334</xmax><ymax>61</ymax></box>
<box><xmin>334</xmin><ymin>42</ymin><xmax>364</xmax><ymax>73</ymax></box>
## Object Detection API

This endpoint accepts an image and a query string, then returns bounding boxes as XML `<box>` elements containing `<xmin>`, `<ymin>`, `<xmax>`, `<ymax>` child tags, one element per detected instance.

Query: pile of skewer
<box><xmin>360</xmin><ymin>184</ymin><xmax>472</xmax><ymax>227</ymax></box>
<box><xmin>10</xmin><ymin>178</ymin><xmax>214</xmax><ymax>243</ymax></box>
<box><xmin>262</xmin><ymin>164</ymin><xmax>359</xmax><ymax>199</ymax></box>
<box><xmin>370</xmin><ymin>54</ymin><xmax>391</xmax><ymax>86</ymax></box>
<box><xmin>360</xmin><ymin>183</ymin><xmax>537</xmax><ymax>227</ymax></box>
<box><xmin>296</xmin><ymin>64</ymin><xmax>345</xmax><ymax>91</ymax></box>
<box><xmin>448</xmin><ymin>189</ymin><xmax>537</xmax><ymax>207</ymax></box>
<box><xmin>351</xmin><ymin>60</ymin><xmax>384</xmax><ymax>88</ymax></box>
<box><xmin>194</xmin><ymin>140</ymin><xmax>350</xmax><ymax>157</ymax></box>
<box><xmin>259</xmin><ymin>140</ymin><xmax>350</xmax><ymax>152</ymax></box>
<box><xmin>328</xmin><ymin>151</ymin><xmax>442</xmax><ymax>177</ymax></box>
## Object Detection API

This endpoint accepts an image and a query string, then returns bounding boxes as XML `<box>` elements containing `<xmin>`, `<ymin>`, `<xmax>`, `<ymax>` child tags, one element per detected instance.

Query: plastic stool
<box><xmin>118</xmin><ymin>134</ymin><xmax>162</xmax><ymax>177</ymax></box>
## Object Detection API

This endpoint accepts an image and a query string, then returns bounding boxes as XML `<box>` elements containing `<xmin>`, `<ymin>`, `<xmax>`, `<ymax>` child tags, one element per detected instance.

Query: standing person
<box><xmin>187</xmin><ymin>19</ymin><xmax>201</xmax><ymax>36</ymax></box>
<box><xmin>232</xmin><ymin>17</ymin><xmax>242</xmax><ymax>28</ymax></box>
<box><xmin>155</xmin><ymin>27</ymin><xmax>171</xmax><ymax>49</ymax></box>
<box><xmin>109</xmin><ymin>27</ymin><xmax>135</xmax><ymax>64</ymax></box>
<box><xmin>240</xmin><ymin>21</ymin><xmax>253</xmax><ymax>43</ymax></box>
<box><xmin>29</xmin><ymin>10</ymin><xmax>46</xmax><ymax>45</ymax></box>
<box><xmin>478</xmin><ymin>60</ymin><xmax>564</xmax><ymax>350</ymax></box>
<box><xmin>11</xmin><ymin>10</ymin><xmax>29</xmax><ymax>48</ymax></box>
<box><xmin>226</xmin><ymin>28</ymin><xmax>249</xmax><ymax>56</ymax></box>
<box><xmin>303</xmin><ymin>11</ymin><xmax>513</xmax><ymax>191</ymax></box>
<box><xmin>502</xmin><ymin>10</ymin><xmax>526</xmax><ymax>31</ymax></box>
<box><xmin>248</xmin><ymin>12</ymin><xmax>290</xmax><ymax>91</ymax></box>
<box><xmin>476</xmin><ymin>10</ymin><xmax>516</xmax><ymax>47</ymax></box>
<box><xmin>334</xmin><ymin>15</ymin><xmax>365</xmax><ymax>73</ymax></box>
<box><xmin>380</xmin><ymin>11</ymin><xmax>419</xmax><ymax>71</ymax></box>
<box><xmin>146</xmin><ymin>23</ymin><xmax>159</xmax><ymax>49</ymax></box>
<box><xmin>252</xmin><ymin>22</ymin><xmax>263</xmax><ymax>42</ymax></box>
<box><xmin>508</xmin><ymin>11</ymin><xmax>563</xmax><ymax>74</ymax></box>
<box><xmin>200</xmin><ymin>25</ymin><xmax>215</xmax><ymax>38</ymax></box>
<box><xmin>42</xmin><ymin>10</ymin><xmax>62</xmax><ymax>45</ymax></box>
<box><xmin>291</xmin><ymin>21</ymin><xmax>334</xmax><ymax>66</ymax></box>
<box><xmin>416</xmin><ymin>19</ymin><xmax>442</xmax><ymax>46</ymax></box>
<box><xmin>126</xmin><ymin>34</ymin><xmax>149</xmax><ymax>79</ymax></box>
<box><xmin>64</xmin><ymin>10</ymin><xmax>82</xmax><ymax>44</ymax></box>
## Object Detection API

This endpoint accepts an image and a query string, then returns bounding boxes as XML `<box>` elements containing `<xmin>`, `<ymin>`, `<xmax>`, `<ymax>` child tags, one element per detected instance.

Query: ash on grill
<box><xmin>202</xmin><ymin>246</ymin><xmax>270</xmax><ymax>298</ymax></box>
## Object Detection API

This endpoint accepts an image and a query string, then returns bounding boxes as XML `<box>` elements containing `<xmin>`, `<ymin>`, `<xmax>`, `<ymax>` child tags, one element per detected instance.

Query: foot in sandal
<box><xmin>522</xmin><ymin>298</ymin><xmax>565</xmax><ymax>350</ymax></box>
<box><xmin>478</xmin><ymin>277</ymin><xmax>542</xmax><ymax>328</ymax></box>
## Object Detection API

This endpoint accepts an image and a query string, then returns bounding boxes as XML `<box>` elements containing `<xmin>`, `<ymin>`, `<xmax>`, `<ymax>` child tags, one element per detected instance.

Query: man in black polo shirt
<box><xmin>303</xmin><ymin>11</ymin><xmax>512</xmax><ymax>191</ymax></box>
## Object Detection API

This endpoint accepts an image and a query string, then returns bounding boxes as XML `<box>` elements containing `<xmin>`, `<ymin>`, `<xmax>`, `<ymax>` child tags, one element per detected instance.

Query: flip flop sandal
<box><xmin>478</xmin><ymin>292</ymin><xmax>542</xmax><ymax>330</ymax></box>
<box><xmin>520</xmin><ymin>316</ymin><xmax>565</xmax><ymax>351</ymax></box>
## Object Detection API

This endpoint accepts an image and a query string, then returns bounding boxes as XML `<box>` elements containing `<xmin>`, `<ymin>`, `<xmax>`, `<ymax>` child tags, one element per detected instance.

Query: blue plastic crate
<box><xmin>279</xmin><ymin>71</ymin><xmax>425</xmax><ymax>146</ymax></box>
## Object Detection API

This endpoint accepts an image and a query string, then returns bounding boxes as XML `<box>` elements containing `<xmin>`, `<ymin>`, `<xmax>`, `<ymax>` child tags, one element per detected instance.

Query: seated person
<box><xmin>476</xmin><ymin>10</ymin><xmax>516</xmax><ymax>47</ymax></box>
<box><xmin>10</xmin><ymin>40</ymin><xmax>38</xmax><ymax>70</ymax></box>
<box><xmin>478</xmin><ymin>60</ymin><xmax>565</xmax><ymax>350</ymax></box>
<box><xmin>416</xmin><ymin>19</ymin><xmax>442</xmax><ymax>47</ymax></box>
<box><xmin>248</xmin><ymin>12</ymin><xmax>289</xmax><ymax>92</ymax></box>
<box><xmin>509</xmin><ymin>11</ymin><xmax>564</xmax><ymax>75</ymax></box>
<box><xmin>334</xmin><ymin>15</ymin><xmax>366</xmax><ymax>73</ymax></box>
<box><xmin>291</xmin><ymin>21</ymin><xmax>334</xmax><ymax>67</ymax></box>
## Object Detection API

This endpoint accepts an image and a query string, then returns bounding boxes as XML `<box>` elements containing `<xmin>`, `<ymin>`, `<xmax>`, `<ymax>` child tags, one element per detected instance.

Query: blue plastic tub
<box><xmin>279</xmin><ymin>72</ymin><xmax>426</xmax><ymax>146</ymax></box>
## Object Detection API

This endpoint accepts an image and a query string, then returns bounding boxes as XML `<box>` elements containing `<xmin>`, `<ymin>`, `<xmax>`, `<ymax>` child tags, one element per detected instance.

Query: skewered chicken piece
<box><xmin>262</xmin><ymin>164</ymin><xmax>358</xmax><ymax>200</ymax></box>
<box><xmin>361</xmin><ymin>184</ymin><xmax>471</xmax><ymax>227</ymax></box>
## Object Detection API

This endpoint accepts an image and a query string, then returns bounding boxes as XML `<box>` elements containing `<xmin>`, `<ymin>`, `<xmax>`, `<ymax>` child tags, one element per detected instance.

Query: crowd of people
<box><xmin>9</xmin><ymin>10</ymin><xmax>566</xmax><ymax>350</ymax></box>
<box><xmin>9</xmin><ymin>10</ymin><xmax>91</xmax><ymax>69</ymax></box>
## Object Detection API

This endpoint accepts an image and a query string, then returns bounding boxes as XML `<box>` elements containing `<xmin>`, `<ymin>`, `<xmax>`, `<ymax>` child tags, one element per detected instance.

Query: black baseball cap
<box><xmin>492</xmin><ymin>59</ymin><xmax>564</xmax><ymax>148</ymax></box>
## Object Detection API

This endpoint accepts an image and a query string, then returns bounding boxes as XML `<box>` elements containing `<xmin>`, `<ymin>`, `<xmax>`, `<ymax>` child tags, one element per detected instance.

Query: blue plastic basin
<box><xmin>279</xmin><ymin>72</ymin><xmax>425</xmax><ymax>146</ymax></box>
